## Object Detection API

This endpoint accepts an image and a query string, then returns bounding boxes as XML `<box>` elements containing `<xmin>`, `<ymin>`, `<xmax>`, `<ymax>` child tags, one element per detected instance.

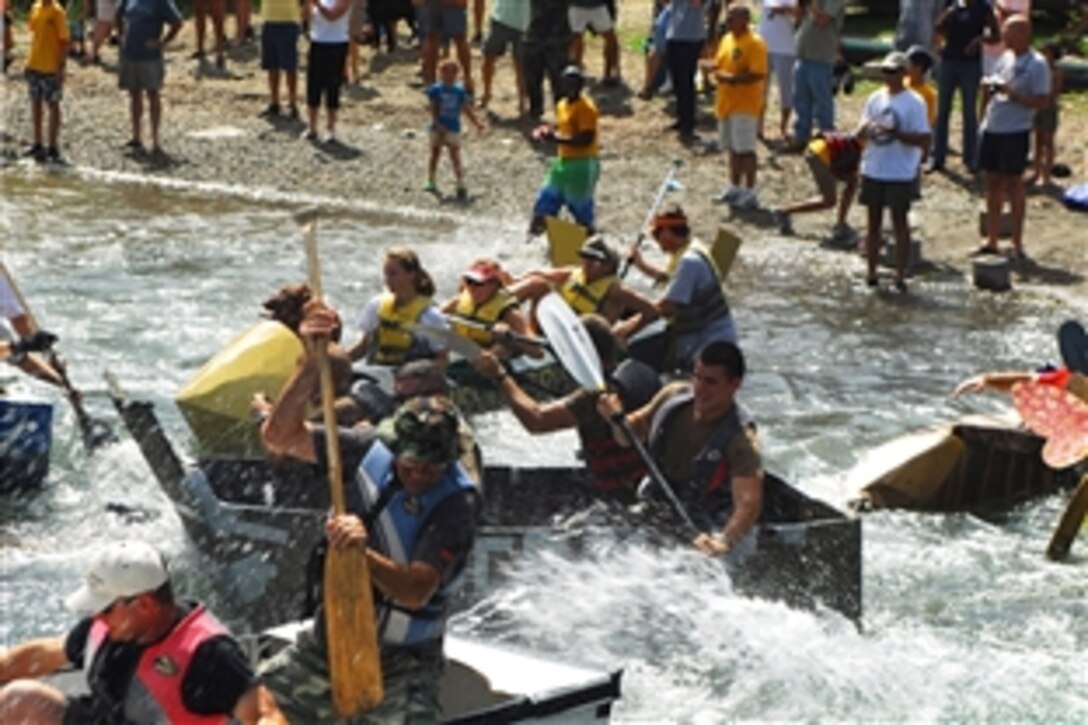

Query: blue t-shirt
<box><xmin>119</xmin><ymin>0</ymin><xmax>183</xmax><ymax>61</ymax></box>
<box><xmin>427</xmin><ymin>82</ymin><xmax>469</xmax><ymax>134</ymax></box>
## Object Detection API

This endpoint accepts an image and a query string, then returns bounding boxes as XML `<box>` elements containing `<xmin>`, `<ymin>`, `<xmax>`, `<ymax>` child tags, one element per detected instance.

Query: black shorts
<box><xmin>978</xmin><ymin>130</ymin><xmax>1030</xmax><ymax>176</ymax></box>
<box><xmin>306</xmin><ymin>41</ymin><xmax>348</xmax><ymax>109</ymax></box>
<box><xmin>859</xmin><ymin>177</ymin><xmax>914</xmax><ymax>212</ymax></box>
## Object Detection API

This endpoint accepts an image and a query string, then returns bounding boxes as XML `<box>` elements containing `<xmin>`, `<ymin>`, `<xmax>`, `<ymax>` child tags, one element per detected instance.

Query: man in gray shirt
<box><xmin>790</xmin><ymin>0</ymin><xmax>844</xmax><ymax>148</ymax></box>
<box><xmin>974</xmin><ymin>14</ymin><xmax>1050</xmax><ymax>261</ymax></box>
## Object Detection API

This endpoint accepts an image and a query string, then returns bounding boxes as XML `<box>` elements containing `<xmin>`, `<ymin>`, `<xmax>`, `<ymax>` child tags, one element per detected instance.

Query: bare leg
<box><xmin>210</xmin><ymin>0</ymin><xmax>226</xmax><ymax>64</ymax></box>
<box><xmin>513</xmin><ymin>55</ymin><xmax>526</xmax><ymax>115</ymax></box>
<box><xmin>31</xmin><ymin>99</ymin><xmax>43</xmax><ymax>146</ymax></box>
<box><xmin>47</xmin><ymin>101</ymin><xmax>60</xmax><ymax>148</ymax></box>
<box><xmin>286</xmin><ymin>71</ymin><xmax>298</xmax><ymax>109</ymax></box>
<box><xmin>428</xmin><ymin>143</ymin><xmax>441</xmax><ymax>182</ymax></box>
<box><xmin>481</xmin><ymin>54</ymin><xmax>496</xmax><ymax>103</ymax></box>
<box><xmin>195</xmin><ymin>0</ymin><xmax>207</xmax><ymax>55</ymax></box>
<box><xmin>891</xmin><ymin>207</ymin><xmax>910</xmax><ymax>288</ymax></box>
<box><xmin>307</xmin><ymin>104</ymin><xmax>319</xmax><ymax>136</ymax></box>
<box><xmin>837</xmin><ymin>177</ymin><xmax>858</xmax><ymax>225</ymax></box>
<box><xmin>569</xmin><ymin>33</ymin><xmax>584</xmax><ymax>67</ymax></box>
<box><xmin>455</xmin><ymin>36</ymin><xmax>474</xmax><ymax>94</ymax></box>
<box><xmin>603</xmin><ymin>31</ymin><xmax>619</xmax><ymax>81</ymax></box>
<box><xmin>779</xmin><ymin>108</ymin><xmax>791</xmax><ymax>140</ymax></box>
<box><xmin>129</xmin><ymin>90</ymin><xmax>143</xmax><ymax>144</ymax></box>
<box><xmin>983</xmin><ymin>172</ymin><xmax>1003</xmax><ymax>251</ymax></box>
<box><xmin>327</xmin><ymin>107</ymin><xmax>337</xmax><ymax>136</ymax></box>
<box><xmin>473</xmin><ymin>0</ymin><xmax>485</xmax><ymax>41</ymax></box>
<box><xmin>449</xmin><ymin>144</ymin><xmax>464</xmax><ymax>183</ymax></box>
<box><xmin>729</xmin><ymin>150</ymin><xmax>741</xmax><ymax>187</ymax></box>
<box><xmin>235</xmin><ymin>0</ymin><xmax>252</xmax><ymax>44</ymax></box>
<box><xmin>147</xmin><ymin>90</ymin><xmax>162</xmax><ymax>150</ymax></box>
<box><xmin>865</xmin><ymin>204</ymin><xmax>882</xmax><ymax>282</ymax></box>
<box><xmin>1007</xmin><ymin>174</ymin><xmax>1026</xmax><ymax>256</ymax></box>
<box><xmin>421</xmin><ymin>35</ymin><xmax>439</xmax><ymax>86</ymax></box>
<box><xmin>268</xmin><ymin>68</ymin><xmax>281</xmax><ymax>106</ymax></box>
<box><xmin>91</xmin><ymin>20</ymin><xmax>112</xmax><ymax>61</ymax></box>
<box><xmin>738</xmin><ymin>151</ymin><xmax>757</xmax><ymax>188</ymax></box>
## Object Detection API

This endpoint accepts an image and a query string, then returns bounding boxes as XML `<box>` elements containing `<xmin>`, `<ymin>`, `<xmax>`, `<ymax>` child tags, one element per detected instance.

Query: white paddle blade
<box><xmin>536</xmin><ymin>293</ymin><xmax>606</xmax><ymax>391</ymax></box>
<box><xmin>411</xmin><ymin>324</ymin><xmax>483</xmax><ymax>363</ymax></box>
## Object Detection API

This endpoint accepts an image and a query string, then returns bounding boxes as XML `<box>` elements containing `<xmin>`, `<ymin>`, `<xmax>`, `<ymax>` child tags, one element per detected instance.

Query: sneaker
<box><xmin>831</xmin><ymin>222</ymin><xmax>856</xmax><ymax>242</ymax></box>
<box><xmin>423</xmin><ymin>179</ymin><xmax>438</xmax><ymax>193</ymax></box>
<box><xmin>286</xmin><ymin>105</ymin><xmax>300</xmax><ymax>120</ymax></box>
<box><xmin>259</xmin><ymin>103</ymin><xmax>280</xmax><ymax>118</ymax></box>
<box><xmin>45</xmin><ymin>146</ymin><xmax>62</xmax><ymax>163</ymax></box>
<box><xmin>323</xmin><ymin>133</ymin><xmax>338</xmax><ymax>145</ymax></box>
<box><xmin>771</xmin><ymin>209</ymin><xmax>794</xmax><ymax>236</ymax></box>
<box><xmin>712</xmin><ymin>186</ymin><xmax>742</xmax><ymax>204</ymax></box>
<box><xmin>24</xmin><ymin>143</ymin><xmax>46</xmax><ymax>161</ymax></box>
<box><xmin>456</xmin><ymin>183</ymin><xmax>467</xmax><ymax>201</ymax></box>
<box><xmin>731</xmin><ymin>188</ymin><xmax>759</xmax><ymax>210</ymax></box>
<box><xmin>300</xmin><ymin>128</ymin><xmax>317</xmax><ymax>141</ymax></box>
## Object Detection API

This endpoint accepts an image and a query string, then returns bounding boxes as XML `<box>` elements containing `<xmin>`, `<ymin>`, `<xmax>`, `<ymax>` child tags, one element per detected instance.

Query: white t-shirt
<box><xmin>356</xmin><ymin>294</ymin><xmax>448</xmax><ymax>355</ymax></box>
<box><xmin>859</xmin><ymin>87</ymin><xmax>930</xmax><ymax>182</ymax></box>
<box><xmin>311</xmin><ymin>0</ymin><xmax>350</xmax><ymax>43</ymax></box>
<box><xmin>759</xmin><ymin>0</ymin><xmax>797</xmax><ymax>56</ymax></box>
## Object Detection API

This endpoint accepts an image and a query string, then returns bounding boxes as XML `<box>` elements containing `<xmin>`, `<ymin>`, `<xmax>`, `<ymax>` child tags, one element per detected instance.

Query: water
<box><xmin>2</xmin><ymin>169</ymin><xmax>1086</xmax><ymax>721</ymax></box>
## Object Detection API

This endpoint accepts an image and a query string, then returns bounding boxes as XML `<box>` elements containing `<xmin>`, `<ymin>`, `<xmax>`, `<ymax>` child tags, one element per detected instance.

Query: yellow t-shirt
<box><xmin>27</xmin><ymin>1</ymin><xmax>69</xmax><ymax>75</ymax></box>
<box><xmin>906</xmin><ymin>77</ymin><xmax>937</xmax><ymax>127</ymax></box>
<box><xmin>556</xmin><ymin>95</ymin><xmax>599</xmax><ymax>160</ymax></box>
<box><xmin>713</xmin><ymin>30</ymin><xmax>768</xmax><ymax>119</ymax></box>
<box><xmin>263</xmin><ymin>0</ymin><xmax>300</xmax><ymax>24</ymax></box>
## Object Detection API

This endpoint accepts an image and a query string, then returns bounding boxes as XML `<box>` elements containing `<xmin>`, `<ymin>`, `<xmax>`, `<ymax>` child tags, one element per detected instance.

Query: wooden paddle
<box><xmin>536</xmin><ymin>292</ymin><xmax>700</xmax><ymax>537</ymax></box>
<box><xmin>619</xmin><ymin>158</ymin><xmax>683</xmax><ymax>280</ymax></box>
<box><xmin>1046</xmin><ymin>474</ymin><xmax>1088</xmax><ymax>561</ymax></box>
<box><xmin>0</xmin><ymin>261</ymin><xmax>115</xmax><ymax>451</ymax></box>
<box><xmin>297</xmin><ymin>209</ymin><xmax>383</xmax><ymax>715</ymax></box>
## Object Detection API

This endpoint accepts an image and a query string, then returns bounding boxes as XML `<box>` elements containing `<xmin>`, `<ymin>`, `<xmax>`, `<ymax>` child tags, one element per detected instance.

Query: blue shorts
<box><xmin>261</xmin><ymin>22</ymin><xmax>300</xmax><ymax>71</ymax></box>
<box><xmin>418</xmin><ymin>1</ymin><xmax>467</xmax><ymax>37</ymax></box>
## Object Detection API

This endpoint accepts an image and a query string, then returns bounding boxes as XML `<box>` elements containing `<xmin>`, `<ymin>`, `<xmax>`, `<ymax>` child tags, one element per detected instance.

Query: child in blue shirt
<box><xmin>426</xmin><ymin>59</ymin><xmax>484</xmax><ymax>200</ymax></box>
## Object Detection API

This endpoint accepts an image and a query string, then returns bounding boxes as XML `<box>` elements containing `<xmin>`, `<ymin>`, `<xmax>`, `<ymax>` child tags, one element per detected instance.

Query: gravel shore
<box><xmin>2</xmin><ymin>4</ymin><xmax>1086</xmax><ymax>299</ymax></box>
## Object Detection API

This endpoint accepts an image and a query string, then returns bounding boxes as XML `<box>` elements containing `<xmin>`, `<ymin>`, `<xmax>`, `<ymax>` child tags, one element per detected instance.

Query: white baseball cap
<box><xmin>65</xmin><ymin>540</ymin><xmax>170</xmax><ymax>615</ymax></box>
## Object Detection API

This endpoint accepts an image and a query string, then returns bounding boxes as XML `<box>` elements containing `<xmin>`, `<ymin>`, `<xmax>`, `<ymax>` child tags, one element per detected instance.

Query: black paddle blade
<box><xmin>76</xmin><ymin>409</ymin><xmax>117</xmax><ymax>451</ymax></box>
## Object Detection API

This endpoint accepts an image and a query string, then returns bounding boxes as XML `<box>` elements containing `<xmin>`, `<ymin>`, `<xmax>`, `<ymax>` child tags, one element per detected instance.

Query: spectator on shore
<box><xmin>705</xmin><ymin>3</ymin><xmax>766</xmax><ymax>211</ymax></box>
<box><xmin>117</xmin><ymin>0</ymin><xmax>183</xmax><ymax>155</ymax></box>
<box><xmin>523</xmin><ymin>0</ymin><xmax>570</xmax><ymax>120</ymax></box>
<box><xmin>770</xmin><ymin>130</ymin><xmax>862</xmax><ymax>240</ymax></box>
<box><xmin>301</xmin><ymin>0</ymin><xmax>351</xmax><ymax>143</ymax></box>
<box><xmin>757</xmin><ymin>0</ymin><xmax>797</xmax><ymax>141</ymax></box>
<box><xmin>425</xmin><ymin>59</ymin><xmax>485</xmax><ymax>199</ymax></box>
<box><xmin>419</xmin><ymin>0</ymin><xmax>474</xmax><ymax>95</ymax></box>
<box><xmin>233</xmin><ymin>0</ymin><xmax>252</xmax><ymax>45</ymax></box>
<box><xmin>25</xmin><ymin>0</ymin><xmax>70</xmax><ymax>163</ymax></box>
<box><xmin>905</xmin><ymin>44</ymin><xmax>936</xmax><ymax>188</ymax></box>
<box><xmin>568</xmin><ymin>0</ymin><xmax>619</xmax><ymax>85</ymax></box>
<box><xmin>974</xmin><ymin>14</ymin><xmax>1049</xmax><ymax>261</ymax></box>
<box><xmin>480</xmin><ymin>0</ymin><xmax>529</xmax><ymax>113</ymax></box>
<box><xmin>471</xmin><ymin>0</ymin><xmax>486</xmax><ymax>45</ymax></box>
<box><xmin>789</xmin><ymin>0</ymin><xmax>844</xmax><ymax>150</ymax></box>
<box><xmin>2</xmin><ymin>0</ymin><xmax>13</xmax><ymax>70</ymax></box>
<box><xmin>664</xmin><ymin>0</ymin><xmax>707</xmax><ymax>141</ymax></box>
<box><xmin>1025</xmin><ymin>42</ymin><xmax>1063</xmax><ymax>188</ymax></box>
<box><xmin>857</xmin><ymin>51</ymin><xmax>931</xmax><ymax>292</ymax></box>
<box><xmin>191</xmin><ymin>0</ymin><xmax>225</xmax><ymax>68</ymax></box>
<box><xmin>259</xmin><ymin>0</ymin><xmax>301</xmax><ymax>119</ymax></box>
<box><xmin>529</xmin><ymin>64</ymin><xmax>600</xmax><ymax>233</ymax></box>
<box><xmin>929</xmin><ymin>0</ymin><xmax>996</xmax><ymax>174</ymax></box>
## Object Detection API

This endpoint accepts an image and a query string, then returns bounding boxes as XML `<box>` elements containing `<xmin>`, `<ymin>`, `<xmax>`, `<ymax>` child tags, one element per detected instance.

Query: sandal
<box><xmin>122</xmin><ymin>139</ymin><xmax>144</xmax><ymax>151</ymax></box>
<box><xmin>1005</xmin><ymin>248</ymin><xmax>1031</xmax><ymax>263</ymax></box>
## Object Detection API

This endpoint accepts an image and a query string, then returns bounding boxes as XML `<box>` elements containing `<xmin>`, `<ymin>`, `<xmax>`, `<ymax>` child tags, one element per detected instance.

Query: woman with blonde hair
<box><xmin>348</xmin><ymin>248</ymin><xmax>448</xmax><ymax>366</ymax></box>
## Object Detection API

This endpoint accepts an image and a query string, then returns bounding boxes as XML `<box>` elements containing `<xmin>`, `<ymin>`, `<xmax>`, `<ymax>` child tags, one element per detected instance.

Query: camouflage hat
<box><xmin>378</xmin><ymin>395</ymin><xmax>460</xmax><ymax>464</ymax></box>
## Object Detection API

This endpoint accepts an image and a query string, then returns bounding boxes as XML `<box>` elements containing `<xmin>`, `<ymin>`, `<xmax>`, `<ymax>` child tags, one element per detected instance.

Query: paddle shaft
<box><xmin>301</xmin><ymin>211</ymin><xmax>384</xmax><ymax>715</ymax></box>
<box><xmin>447</xmin><ymin>313</ymin><xmax>549</xmax><ymax>349</ymax></box>
<box><xmin>620</xmin><ymin>159</ymin><xmax>682</xmax><ymax>280</ymax></box>
<box><xmin>0</xmin><ymin>261</ymin><xmax>112</xmax><ymax>448</ymax></box>
<box><xmin>615</xmin><ymin>414</ymin><xmax>701</xmax><ymax>538</ymax></box>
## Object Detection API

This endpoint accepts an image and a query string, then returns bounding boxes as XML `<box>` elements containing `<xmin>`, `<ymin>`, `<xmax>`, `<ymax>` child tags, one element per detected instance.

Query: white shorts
<box><xmin>717</xmin><ymin>114</ymin><xmax>758</xmax><ymax>153</ymax></box>
<box><xmin>95</xmin><ymin>0</ymin><xmax>118</xmax><ymax>24</ymax></box>
<box><xmin>568</xmin><ymin>6</ymin><xmax>613</xmax><ymax>34</ymax></box>
<box><xmin>763</xmin><ymin>52</ymin><xmax>794</xmax><ymax>110</ymax></box>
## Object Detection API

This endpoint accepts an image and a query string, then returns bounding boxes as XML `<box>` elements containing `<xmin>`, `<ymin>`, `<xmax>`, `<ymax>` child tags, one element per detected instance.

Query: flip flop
<box><xmin>1059</xmin><ymin>320</ymin><xmax>1088</xmax><ymax>375</ymax></box>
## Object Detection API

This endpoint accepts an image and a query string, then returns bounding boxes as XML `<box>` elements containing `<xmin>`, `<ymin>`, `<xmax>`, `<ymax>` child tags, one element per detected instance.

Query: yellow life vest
<box><xmin>559</xmin><ymin>269</ymin><xmax>616</xmax><ymax>316</ymax></box>
<box><xmin>374</xmin><ymin>292</ymin><xmax>433</xmax><ymax>365</ymax></box>
<box><xmin>451</xmin><ymin>288</ymin><xmax>518</xmax><ymax>345</ymax></box>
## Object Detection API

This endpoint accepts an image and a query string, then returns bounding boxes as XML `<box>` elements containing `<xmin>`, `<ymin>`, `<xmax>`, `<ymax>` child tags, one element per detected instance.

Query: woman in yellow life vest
<box><xmin>508</xmin><ymin>236</ymin><xmax>658</xmax><ymax>341</ymax></box>
<box><xmin>347</xmin><ymin>248</ymin><xmax>449</xmax><ymax>367</ymax></box>
<box><xmin>440</xmin><ymin>258</ymin><xmax>541</xmax><ymax>358</ymax></box>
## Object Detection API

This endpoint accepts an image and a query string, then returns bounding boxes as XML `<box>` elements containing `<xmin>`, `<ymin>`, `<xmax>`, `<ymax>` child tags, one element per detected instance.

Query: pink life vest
<box><xmin>85</xmin><ymin>604</ymin><xmax>230</xmax><ymax>724</ymax></box>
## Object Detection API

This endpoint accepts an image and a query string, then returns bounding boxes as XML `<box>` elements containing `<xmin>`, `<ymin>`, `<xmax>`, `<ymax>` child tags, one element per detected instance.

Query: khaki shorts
<box><xmin>717</xmin><ymin>113</ymin><xmax>758</xmax><ymax>153</ymax></box>
<box><xmin>95</xmin><ymin>0</ymin><xmax>117</xmax><ymax>24</ymax></box>
<box><xmin>118</xmin><ymin>58</ymin><xmax>165</xmax><ymax>92</ymax></box>
<box><xmin>569</xmin><ymin>5</ymin><xmax>613</xmax><ymax>33</ymax></box>
<box><xmin>429</xmin><ymin>127</ymin><xmax>460</xmax><ymax>148</ymax></box>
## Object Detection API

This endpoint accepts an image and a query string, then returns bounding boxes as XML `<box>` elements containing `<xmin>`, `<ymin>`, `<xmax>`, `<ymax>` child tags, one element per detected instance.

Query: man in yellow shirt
<box><xmin>704</xmin><ymin>4</ymin><xmax>767</xmax><ymax>210</ymax></box>
<box><xmin>25</xmin><ymin>0</ymin><xmax>70</xmax><ymax>163</ymax></box>
<box><xmin>529</xmin><ymin>65</ymin><xmax>601</xmax><ymax>234</ymax></box>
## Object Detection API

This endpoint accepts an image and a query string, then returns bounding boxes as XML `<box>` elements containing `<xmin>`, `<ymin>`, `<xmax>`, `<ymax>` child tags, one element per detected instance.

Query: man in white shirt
<box><xmin>856</xmin><ymin>51</ymin><xmax>931</xmax><ymax>293</ymax></box>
